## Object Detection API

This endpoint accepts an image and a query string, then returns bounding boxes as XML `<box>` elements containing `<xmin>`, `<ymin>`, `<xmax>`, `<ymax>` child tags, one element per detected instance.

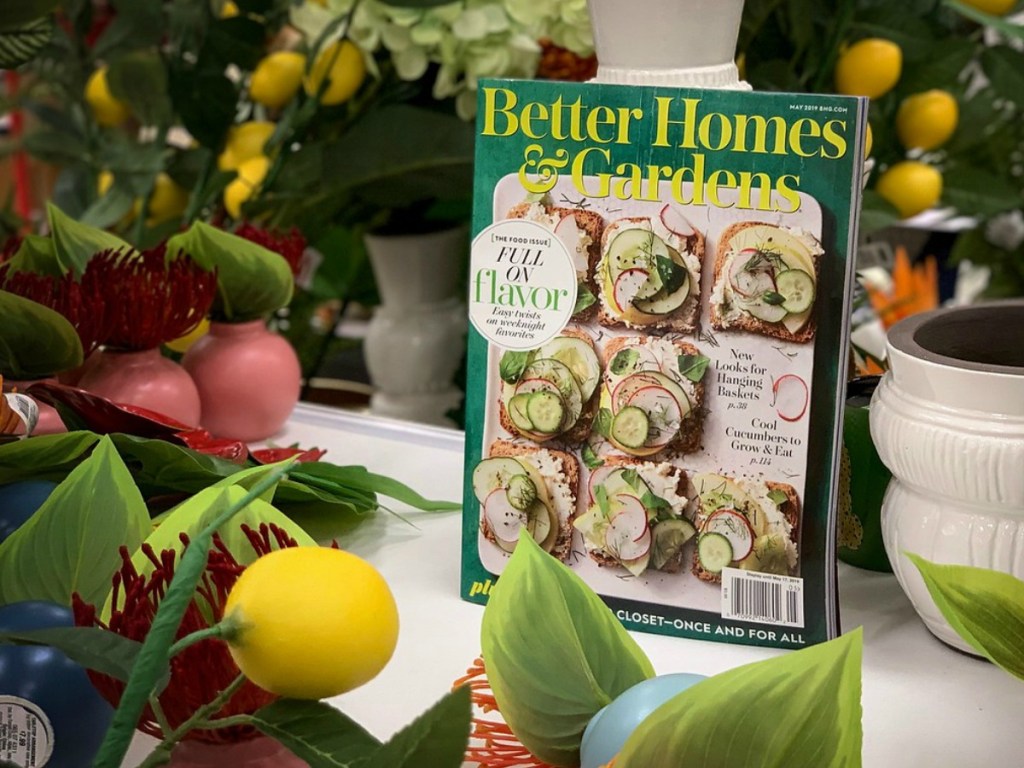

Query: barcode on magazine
<box><xmin>720</xmin><ymin>568</ymin><xmax>804</xmax><ymax>628</ymax></box>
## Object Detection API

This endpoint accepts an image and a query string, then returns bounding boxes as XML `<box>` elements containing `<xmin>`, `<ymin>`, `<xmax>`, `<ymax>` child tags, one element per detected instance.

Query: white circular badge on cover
<box><xmin>0</xmin><ymin>696</ymin><xmax>55</xmax><ymax>767</ymax></box>
<box><xmin>469</xmin><ymin>219</ymin><xmax>577</xmax><ymax>351</ymax></box>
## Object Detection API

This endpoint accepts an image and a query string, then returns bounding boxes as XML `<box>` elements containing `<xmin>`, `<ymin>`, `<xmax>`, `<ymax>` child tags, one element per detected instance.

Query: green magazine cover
<box><xmin>461</xmin><ymin>78</ymin><xmax>867</xmax><ymax>649</ymax></box>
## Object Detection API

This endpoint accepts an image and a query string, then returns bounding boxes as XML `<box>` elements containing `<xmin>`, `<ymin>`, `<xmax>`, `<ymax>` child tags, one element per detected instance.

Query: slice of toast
<box><xmin>497</xmin><ymin>325</ymin><xmax>600</xmax><ymax>447</ymax></box>
<box><xmin>692</xmin><ymin>478</ymin><xmax>801</xmax><ymax>583</ymax></box>
<box><xmin>709</xmin><ymin>221</ymin><xmax>820</xmax><ymax>344</ymax></box>
<box><xmin>600</xmin><ymin>335</ymin><xmax>706</xmax><ymax>457</ymax></box>
<box><xmin>596</xmin><ymin>216</ymin><xmax>704</xmax><ymax>334</ymax></box>
<box><xmin>481</xmin><ymin>440</ymin><xmax>579</xmax><ymax>562</ymax></box>
<box><xmin>506</xmin><ymin>202</ymin><xmax>604</xmax><ymax>321</ymax></box>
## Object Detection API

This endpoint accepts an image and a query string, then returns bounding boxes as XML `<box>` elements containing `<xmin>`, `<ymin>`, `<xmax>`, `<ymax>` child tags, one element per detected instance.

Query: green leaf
<box><xmin>167</xmin><ymin>221</ymin><xmax>293</xmax><ymax>321</ymax></box>
<box><xmin>2</xmin><ymin>233</ymin><xmax>61</xmax><ymax>276</ymax></box>
<box><xmin>641</xmin><ymin>490</ymin><xmax>671</xmax><ymax>512</ymax></box>
<box><xmin>905</xmin><ymin>554</ymin><xmax>1024</xmax><ymax>681</ymax></box>
<box><xmin>290</xmin><ymin>463</ymin><xmax>461</xmax><ymax>512</ymax></box>
<box><xmin>364</xmin><ymin>687</ymin><xmax>471</xmax><ymax>768</ymax></box>
<box><xmin>0</xmin><ymin>291</ymin><xmax>84</xmax><ymax>379</ymax></box>
<box><xmin>594</xmin><ymin>407</ymin><xmax>612</xmax><ymax>438</ymax></box>
<box><xmin>980</xmin><ymin>46</ymin><xmax>1024</xmax><ymax>104</ymax></box>
<box><xmin>0</xmin><ymin>15</ymin><xmax>52</xmax><ymax>68</ymax></box>
<box><xmin>107</xmin><ymin>50</ymin><xmax>172</xmax><ymax>127</ymax></box>
<box><xmin>655</xmin><ymin>254</ymin><xmax>686</xmax><ymax>295</ymax></box>
<box><xmin>763</xmin><ymin>290</ymin><xmax>787</xmax><ymax>306</ymax></box>
<box><xmin>47</xmin><ymin>202</ymin><xmax>133</xmax><ymax>277</ymax></box>
<box><xmin>581</xmin><ymin>444</ymin><xmax>603</xmax><ymax>470</ymax></box>
<box><xmin>481</xmin><ymin>534</ymin><xmax>655</xmax><ymax>767</ymax></box>
<box><xmin>943</xmin><ymin>167</ymin><xmax>1022</xmax><ymax>217</ymax></box>
<box><xmin>251</xmin><ymin>699</ymin><xmax>381</xmax><ymax>767</ymax></box>
<box><xmin>573</xmin><ymin>284</ymin><xmax>596</xmax><ymax>315</ymax></box>
<box><xmin>167</xmin><ymin>68</ymin><xmax>238</xmax><ymax>150</ymax></box>
<box><xmin>677</xmin><ymin>353</ymin><xmax>710</xmax><ymax>383</ymax></box>
<box><xmin>0</xmin><ymin>626</ymin><xmax>142</xmax><ymax>682</ymax></box>
<box><xmin>858</xmin><ymin>190</ymin><xmax>901</xmax><ymax>235</ymax></box>
<box><xmin>0</xmin><ymin>436</ymin><xmax>149</xmax><ymax>607</ymax></box>
<box><xmin>0</xmin><ymin>0</ymin><xmax>59</xmax><ymax>31</ymax></box>
<box><xmin>944</xmin><ymin>0</ymin><xmax>1024</xmax><ymax>42</ymax></box>
<box><xmin>768</xmin><ymin>488</ymin><xmax>789</xmax><ymax>505</ymax></box>
<box><xmin>616</xmin><ymin>629</ymin><xmax>864</xmax><ymax>768</ymax></box>
<box><xmin>610</xmin><ymin>349</ymin><xmax>639</xmax><ymax>376</ymax></box>
<box><xmin>110</xmin><ymin>434</ymin><xmax>242</xmax><ymax>496</ymax></box>
<box><xmin>0</xmin><ymin>430</ymin><xmax>98</xmax><ymax>485</ymax></box>
<box><xmin>499</xmin><ymin>350</ymin><xmax>531</xmax><ymax>384</ymax></box>
<box><xmin>595</xmin><ymin>483</ymin><xmax>610</xmax><ymax>517</ymax></box>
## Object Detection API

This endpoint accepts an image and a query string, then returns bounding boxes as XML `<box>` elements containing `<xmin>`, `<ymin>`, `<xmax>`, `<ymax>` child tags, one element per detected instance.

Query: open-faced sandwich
<box><xmin>573</xmin><ymin>460</ymin><xmax>696</xmax><ymax>577</ymax></box>
<box><xmin>709</xmin><ymin>221</ymin><xmax>823</xmax><ymax>343</ymax></box>
<box><xmin>497</xmin><ymin>327</ymin><xmax>601</xmax><ymax>444</ymax></box>
<box><xmin>596</xmin><ymin>209</ymin><xmax>704</xmax><ymax>333</ymax></box>
<box><xmin>691</xmin><ymin>472</ymin><xmax>800</xmax><ymax>581</ymax></box>
<box><xmin>597</xmin><ymin>336</ymin><xmax>708</xmax><ymax>457</ymax></box>
<box><xmin>507</xmin><ymin>198</ymin><xmax>604</xmax><ymax>320</ymax></box>
<box><xmin>472</xmin><ymin>440</ymin><xmax>578</xmax><ymax>561</ymax></box>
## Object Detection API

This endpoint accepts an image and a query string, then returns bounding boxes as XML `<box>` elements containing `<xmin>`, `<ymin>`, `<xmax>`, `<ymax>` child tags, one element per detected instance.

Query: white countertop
<box><xmin>126</xmin><ymin>403</ymin><xmax>1024</xmax><ymax>768</ymax></box>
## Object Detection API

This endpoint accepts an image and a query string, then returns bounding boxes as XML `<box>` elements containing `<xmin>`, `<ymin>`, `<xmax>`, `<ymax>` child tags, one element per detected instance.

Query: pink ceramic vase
<box><xmin>4</xmin><ymin>379</ymin><xmax>66</xmax><ymax>435</ymax></box>
<box><xmin>182</xmin><ymin>320</ymin><xmax>300</xmax><ymax>442</ymax></box>
<box><xmin>167</xmin><ymin>736</ymin><xmax>306</xmax><ymax>768</ymax></box>
<box><xmin>77</xmin><ymin>348</ymin><xmax>202</xmax><ymax>427</ymax></box>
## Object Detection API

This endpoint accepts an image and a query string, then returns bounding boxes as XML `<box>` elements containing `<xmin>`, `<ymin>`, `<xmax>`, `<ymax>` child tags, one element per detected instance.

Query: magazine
<box><xmin>460</xmin><ymin>78</ymin><xmax>866</xmax><ymax>649</ymax></box>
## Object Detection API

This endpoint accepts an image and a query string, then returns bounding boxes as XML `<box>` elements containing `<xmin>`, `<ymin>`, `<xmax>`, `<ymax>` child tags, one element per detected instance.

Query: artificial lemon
<box><xmin>223</xmin><ymin>547</ymin><xmax>399</xmax><ymax>699</ymax></box>
<box><xmin>250</xmin><ymin>51</ymin><xmax>307</xmax><ymax>111</ymax></box>
<box><xmin>875</xmin><ymin>161</ymin><xmax>943</xmax><ymax>218</ymax></box>
<box><xmin>85</xmin><ymin>67</ymin><xmax>131</xmax><ymax>127</ymax></box>
<box><xmin>218</xmin><ymin>121</ymin><xmax>276</xmax><ymax>171</ymax></box>
<box><xmin>220</xmin><ymin>0</ymin><xmax>239</xmax><ymax>17</ymax></box>
<box><xmin>865</xmin><ymin>123</ymin><xmax>874</xmax><ymax>156</ymax></box>
<box><xmin>304</xmin><ymin>40</ymin><xmax>366</xmax><ymax>106</ymax></box>
<box><xmin>896</xmin><ymin>90</ymin><xmax>959</xmax><ymax>150</ymax></box>
<box><xmin>959</xmin><ymin>0</ymin><xmax>1016</xmax><ymax>13</ymax></box>
<box><xmin>165</xmin><ymin>317</ymin><xmax>210</xmax><ymax>353</ymax></box>
<box><xmin>834</xmin><ymin>38</ymin><xmax>902</xmax><ymax>99</ymax></box>
<box><xmin>146</xmin><ymin>173</ymin><xmax>190</xmax><ymax>225</ymax></box>
<box><xmin>223</xmin><ymin>155</ymin><xmax>269</xmax><ymax>219</ymax></box>
<box><xmin>97</xmin><ymin>170</ymin><xmax>114</xmax><ymax>196</ymax></box>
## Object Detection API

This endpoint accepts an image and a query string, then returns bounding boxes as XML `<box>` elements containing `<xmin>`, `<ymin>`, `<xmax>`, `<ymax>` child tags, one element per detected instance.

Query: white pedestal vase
<box><xmin>363</xmin><ymin>227</ymin><xmax>468</xmax><ymax>427</ymax></box>
<box><xmin>870</xmin><ymin>302</ymin><xmax>1024</xmax><ymax>654</ymax></box>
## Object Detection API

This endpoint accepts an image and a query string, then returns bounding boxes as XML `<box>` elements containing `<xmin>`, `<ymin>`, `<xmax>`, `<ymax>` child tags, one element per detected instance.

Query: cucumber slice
<box><xmin>697</xmin><ymin>531</ymin><xmax>734</xmax><ymax>574</ymax></box>
<box><xmin>472</xmin><ymin>457</ymin><xmax>527</xmax><ymax>504</ymax></box>
<box><xmin>633</xmin><ymin>266</ymin><xmax>689</xmax><ymax>315</ymax></box>
<box><xmin>611</xmin><ymin>406</ymin><xmax>649</xmax><ymax>449</ymax></box>
<box><xmin>506</xmin><ymin>474</ymin><xmax>538</xmax><ymax>511</ymax></box>
<box><xmin>740</xmin><ymin>292</ymin><xmax>788</xmax><ymax>323</ymax></box>
<box><xmin>521</xmin><ymin>359</ymin><xmax>583</xmax><ymax>429</ymax></box>
<box><xmin>605</xmin><ymin>228</ymin><xmax>669</xmax><ymax>285</ymax></box>
<box><xmin>526</xmin><ymin>391</ymin><xmax>564</xmax><ymax>433</ymax></box>
<box><xmin>775</xmin><ymin>269</ymin><xmax>815</xmax><ymax>314</ymax></box>
<box><xmin>601</xmin><ymin>468</ymin><xmax>651</xmax><ymax>499</ymax></box>
<box><xmin>507</xmin><ymin>393</ymin><xmax>534</xmax><ymax>433</ymax></box>
<box><xmin>651</xmin><ymin>518</ymin><xmax>697</xmax><ymax>570</ymax></box>
<box><xmin>537</xmin><ymin>336</ymin><xmax>601</xmax><ymax>401</ymax></box>
<box><xmin>525</xmin><ymin>499</ymin><xmax>552</xmax><ymax>546</ymax></box>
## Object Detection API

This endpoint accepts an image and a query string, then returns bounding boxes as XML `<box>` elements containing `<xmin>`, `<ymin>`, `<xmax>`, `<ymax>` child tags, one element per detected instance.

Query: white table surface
<box><xmin>126</xmin><ymin>403</ymin><xmax>1024</xmax><ymax>768</ymax></box>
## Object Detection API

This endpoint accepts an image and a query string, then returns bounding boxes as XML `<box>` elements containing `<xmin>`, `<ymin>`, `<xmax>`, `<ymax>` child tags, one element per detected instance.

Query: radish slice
<box><xmin>612</xmin><ymin>268</ymin><xmax>649</xmax><ymax>313</ymax></box>
<box><xmin>659</xmin><ymin>204</ymin><xmax>695</xmax><ymax>237</ymax></box>
<box><xmin>626</xmin><ymin>385</ymin><xmax>682</xmax><ymax>446</ymax></box>
<box><xmin>729</xmin><ymin>249</ymin><xmax>775</xmax><ymax>298</ymax></box>
<box><xmin>484</xmin><ymin>488</ymin><xmax>526</xmax><ymax>544</ymax></box>
<box><xmin>514</xmin><ymin>376</ymin><xmax>561</xmax><ymax>397</ymax></box>
<box><xmin>554</xmin><ymin>215</ymin><xmax>580</xmax><ymax>253</ymax></box>
<box><xmin>588</xmin><ymin>465</ymin><xmax>616</xmax><ymax>503</ymax></box>
<box><xmin>621</xmin><ymin>529</ymin><xmax>653</xmax><ymax>568</ymax></box>
<box><xmin>773</xmin><ymin>373</ymin><xmax>809</xmax><ymax>422</ymax></box>
<box><xmin>611</xmin><ymin>371</ymin><xmax>663</xmax><ymax>411</ymax></box>
<box><xmin>605</xmin><ymin>494</ymin><xmax>650</xmax><ymax>559</ymax></box>
<box><xmin>703</xmin><ymin>509</ymin><xmax>754</xmax><ymax>560</ymax></box>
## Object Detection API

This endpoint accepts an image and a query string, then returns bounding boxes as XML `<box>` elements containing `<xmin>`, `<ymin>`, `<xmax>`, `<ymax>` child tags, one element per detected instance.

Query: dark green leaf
<box><xmin>0</xmin><ymin>431</ymin><xmax>98</xmax><ymax>485</ymax></box>
<box><xmin>572</xmin><ymin>284</ymin><xmax>596</xmax><ymax>315</ymax></box>
<box><xmin>365</xmin><ymin>687</ymin><xmax>470</xmax><ymax>768</ymax></box>
<box><xmin>677</xmin><ymin>353</ymin><xmax>710</xmax><ymax>382</ymax></box>
<box><xmin>641</xmin><ymin>491</ymin><xmax>671</xmax><ymax>512</ymax></box>
<box><xmin>23</xmin><ymin>127</ymin><xmax>87</xmax><ymax>164</ymax></box>
<box><xmin>0</xmin><ymin>15</ymin><xmax>52</xmax><ymax>68</ymax></box>
<box><xmin>251</xmin><ymin>699</ymin><xmax>381</xmax><ymax>767</ymax></box>
<box><xmin>2</xmin><ymin>233</ymin><xmax>61</xmax><ymax>277</ymax></box>
<box><xmin>610</xmin><ymin>348</ymin><xmax>639</xmax><ymax>376</ymax></box>
<box><xmin>655</xmin><ymin>254</ymin><xmax>686</xmax><ymax>295</ymax></box>
<box><xmin>768</xmin><ymin>488</ymin><xmax>789</xmax><ymax>505</ymax></box>
<box><xmin>47</xmin><ymin>202</ymin><xmax>133</xmax><ymax>276</ymax></box>
<box><xmin>167</xmin><ymin>69</ymin><xmax>238</xmax><ymax>150</ymax></box>
<box><xmin>595</xmin><ymin>483</ymin><xmax>610</xmax><ymax>518</ymax></box>
<box><xmin>594</xmin><ymin>407</ymin><xmax>612</xmax><ymax>438</ymax></box>
<box><xmin>0</xmin><ymin>626</ymin><xmax>142</xmax><ymax>682</ymax></box>
<box><xmin>481</xmin><ymin>535</ymin><xmax>654</xmax><ymax>767</ymax></box>
<box><xmin>763</xmin><ymin>290</ymin><xmax>787</xmax><ymax>305</ymax></box>
<box><xmin>906</xmin><ymin>554</ymin><xmax>1024</xmax><ymax>681</ymax></box>
<box><xmin>107</xmin><ymin>50</ymin><xmax>172</xmax><ymax>127</ymax></box>
<box><xmin>0</xmin><ymin>0</ymin><xmax>59</xmax><ymax>31</ymax></box>
<box><xmin>0</xmin><ymin>291</ymin><xmax>83</xmax><ymax>379</ymax></box>
<box><xmin>499</xmin><ymin>350</ymin><xmax>531</xmax><ymax>384</ymax></box>
<box><xmin>944</xmin><ymin>0</ymin><xmax>1024</xmax><ymax>42</ymax></box>
<box><xmin>80</xmin><ymin>183</ymin><xmax>135</xmax><ymax>229</ymax></box>
<box><xmin>204</xmin><ymin>15</ymin><xmax>266</xmax><ymax>70</ymax></box>
<box><xmin>943</xmin><ymin>167</ymin><xmax>1021</xmax><ymax>216</ymax></box>
<box><xmin>581</xmin><ymin>444</ymin><xmax>603</xmax><ymax>470</ymax></box>
<box><xmin>111</xmin><ymin>434</ymin><xmax>241</xmax><ymax>495</ymax></box>
<box><xmin>858</xmin><ymin>190</ymin><xmax>901</xmax><ymax>235</ymax></box>
<box><xmin>0</xmin><ymin>436</ymin><xmax>149</xmax><ymax>607</ymax></box>
<box><xmin>620</xmin><ymin>468</ymin><xmax>640</xmax><ymax>490</ymax></box>
<box><xmin>980</xmin><ymin>46</ymin><xmax>1024</xmax><ymax>104</ymax></box>
<box><xmin>616</xmin><ymin>630</ymin><xmax>863</xmax><ymax>768</ymax></box>
<box><xmin>291</xmin><ymin>463</ymin><xmax>461</xmax><ymax>512</ymax></box>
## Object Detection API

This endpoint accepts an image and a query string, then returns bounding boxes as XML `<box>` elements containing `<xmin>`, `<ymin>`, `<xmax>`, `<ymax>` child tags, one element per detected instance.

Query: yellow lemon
<box><xmin>865</xmin><ymin>123</ymin><xmax>874</xmax><ymax>156</ymax></box>
<box><xmin>304</xmin><ymin>40</ymin><xmax>366</xmax><ymax>106</ymax></box>
<box><xmin>165</xmin><ymin>317</ymin><xmax>210</xmax><ymax>353</ymax></box>
<box><xmin>218</xmin><ymin>121</ymin><xmax>276</xmax><ymax>171</ymax></box>
<box><xmin>959</xmin><ymin>0</ymin><xmax>1016</xmax><ymax>13</ymax></box>
<box><xmin>97</xmin><ymin>170</ymin><xmax>114</xmax><ymax>196</ymax></box>
<box><xmin>835</xmin><ymin>38</ymin><xmax>902</xmax><ymax>99</ymax></box>
<box><xmin>85</xmin><ymin>67</ymin><xmax>131</xmax><ymax>127</ymax></box>
<box><xmin>223</xmin><ymin>155</ymin><xmax>270</xmax><ymax>218</ymax></box>
<box><xmin>223</xmin><ymin>547</ymin><xmax>399</xmax><ymax>699</ymax></box>
<box><xmin>220</xmin><ymin>0</ymin><xmax>239</xmax><ymax>17</ymax></box>
<box><xmin>895</xmin><ymin>90</ymin><xmax>959</xmax><ymax>150</ymax></box>
<box><xmin>250</xmin><ymin>51</ymin><xmax>307</xmax><ymax>110</ymax></box>
<box><xmin>875</xmin><ymin>161</ymin><xmax>943</xmax><ymax>218</ymax></box>
<box><xmin>147</xmin><ymin>172</ymin><xmax>190</xmax><ymax>225</ymax></box>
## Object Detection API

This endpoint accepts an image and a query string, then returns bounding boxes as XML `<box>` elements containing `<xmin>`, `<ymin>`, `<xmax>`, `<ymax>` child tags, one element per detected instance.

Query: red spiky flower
<box><xmin>87</xmin><ymin>246</ymin><xmax>217</xmax><ymax>351</ymax></box>
<box><xmin>72</xmin><ymin>523</ymin><xmax>298</xmax><ymax>744</ymax></box>
<box><xmin>536</xmin><ymin>39</ymin><xmax>598</xmax><ymax>82</ymax></box>
<box><xmin>234</xmin><ymin>223</ymin><xmax>306</xmax><ymax>277</ymax></box>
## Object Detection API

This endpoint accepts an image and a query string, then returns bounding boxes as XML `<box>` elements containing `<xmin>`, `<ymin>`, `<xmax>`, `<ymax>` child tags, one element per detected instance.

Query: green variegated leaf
<box><xmin>481</xmin><ymin>534</ymin><xmax>655</xmax><ymax>767</ymax></box>
<box><xmin>906</xmin><ymin>554</ymin><xmax>1024</xmax><ymax>681</ymax></box>
<box><xmin>616</xmin><ymin>629</ymin><xmax>864</xmax><ymax>768</ymax></box>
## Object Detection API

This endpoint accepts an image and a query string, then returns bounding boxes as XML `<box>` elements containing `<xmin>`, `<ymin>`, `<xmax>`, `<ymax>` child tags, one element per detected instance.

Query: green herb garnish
<box><xmin>595</xmin><ymin>484</ymin><xmax>610</xmax><ymax>518</ymax></box>
<box><xmin>610</xmin><ymin>348</ymin><xmax>639</xmax><ymax>376</ymax></box>
<box><xmin>581</xmin><ymin>444</ymin><xmax>604</xmax><ymax>469</ymax></box>
<box><xmin>594</xmin><ymin>407</ymin><xmax>613</xmax><ymax>438</ymax></box>
<box><xmin>767</xmin><ymin>489</ymin><xmax>788</xmax><ymax>506</ymax></box>
<box><xmin>499</xmin><ymin>350</ymin><xmax>533</xmax><ymax>384</ymax></box>
<box><xmin>762</xmin><ymin>291</ymin><xmax>787</xmax><ymax>306</ymax></box>
<box><xmin>573</xmin><ymin>284</ymin><xmax>597</xmax><ymax>315</ymax></box>
<box><xmin>656</xmin><ymin>254</ymin><xmax>687</xmax><ymax>295</ymax></box>
<box><xmin>677</xmin><ymin>353</ymin><xmax>710</xmax><ymax>383</ymax></box>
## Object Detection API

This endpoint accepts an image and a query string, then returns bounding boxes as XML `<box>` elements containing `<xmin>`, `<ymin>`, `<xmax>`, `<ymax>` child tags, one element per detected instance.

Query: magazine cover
<box><xmin>461</xmin><ymin>78</ymin><xmax>867</xmax><ymax>649</ymax></box>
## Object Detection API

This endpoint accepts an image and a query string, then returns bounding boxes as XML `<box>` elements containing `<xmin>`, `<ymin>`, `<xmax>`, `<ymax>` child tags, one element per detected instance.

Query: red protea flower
<box><xmin>87</xmin><ymin>246</ymin><xmax>217</xmax><ymax>351</ymax></box>
<box><xmin>1</xmin><ymin>235</ymin><xmax>20</xmax><ymax>263</ymax></box>
<box><xmin>72</xmin><ymin>524</ymin><xmax>298</xmax><ymax>744</ymax></box>
<box><xmin>454</xmin><ymin>658</ymin><xmax>555</xmax><ymax>768</ymax></box>
<box><xmin>234</xmin><ymin>223</ymin><xmax>306</xmax><ymax>277</ymax></box>
<box><xmin>536</xmin><ymin>39</ymin><xmax>598</xmax><ymax>82</ymax></box>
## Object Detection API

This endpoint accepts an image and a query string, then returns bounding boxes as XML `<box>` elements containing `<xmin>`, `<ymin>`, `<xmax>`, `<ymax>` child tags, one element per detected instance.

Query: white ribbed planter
<box><xmin>870</xmin><ymin>302</ymin><xmax>1024</xmax><ymax>653</ymax></box>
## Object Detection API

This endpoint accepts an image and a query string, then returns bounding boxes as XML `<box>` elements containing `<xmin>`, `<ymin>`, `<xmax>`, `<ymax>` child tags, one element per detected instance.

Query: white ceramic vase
<box><xmin>588</xmin><ymin>0</ymin><xmax>749</xmax><ymax>89</ymax></box>
<box><xmin>363</xmin><ymin>227</ymin><xmax>468</xmax><ymax>427</ymax></box>
<box><xmin>870</xmin><ymin>302</ymin><xmax>1024</xmax><ymax>653</ymax></box>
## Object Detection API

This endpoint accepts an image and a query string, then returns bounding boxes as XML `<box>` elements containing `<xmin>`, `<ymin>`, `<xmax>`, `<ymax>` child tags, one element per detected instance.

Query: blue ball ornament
<box><xmin>580</xmin><ymin>672</ymin><xmax>708</xmax><ymax>768</ymax></box>
<box><xmin>0</xmin><ymin>480</ymin><xmax>58</xmax><ymax>543</ymax></box>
